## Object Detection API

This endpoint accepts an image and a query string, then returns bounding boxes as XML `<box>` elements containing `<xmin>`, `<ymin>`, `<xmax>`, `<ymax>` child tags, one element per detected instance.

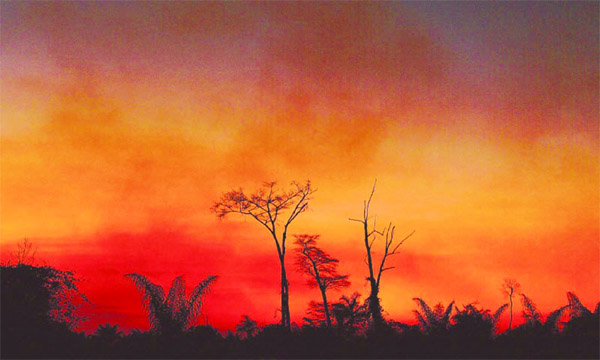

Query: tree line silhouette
<box><xmin>1</xmin><ymin>180</ymin><xmax>598</xmax><ymax>358</ymax></box>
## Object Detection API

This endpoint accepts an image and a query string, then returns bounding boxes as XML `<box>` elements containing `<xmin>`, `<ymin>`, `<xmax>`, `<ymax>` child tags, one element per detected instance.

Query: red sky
<box><xmin>1</xmin><ymin>2</ymin><xmax>598</xmax><ymax>333</ymax></box>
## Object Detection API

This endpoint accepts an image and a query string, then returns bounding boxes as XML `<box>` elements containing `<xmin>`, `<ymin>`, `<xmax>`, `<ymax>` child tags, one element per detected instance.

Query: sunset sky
<box><xmin>1</xmin><ymin>2</ymin><xmax>598</xmax><ymax>333</ymax></box>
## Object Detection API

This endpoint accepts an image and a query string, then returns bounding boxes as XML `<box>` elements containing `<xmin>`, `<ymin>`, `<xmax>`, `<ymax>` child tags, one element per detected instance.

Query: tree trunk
<box><xmin>320</xmin><ymin>286</ymin><xmax>332</xmax><ymax>327</ymax></box>
<box><xmin>280</xmin><ymin>257</ymin><xmax>290</xmax><ymax>329</ymax></box>
<box><xmin>368</xmin><ymin>279</ymin><xmax>385</xmax><ymax>329</ymax></box>
<box><xmin>509</xmin><ymin>295</ymin><xmax>513</xmax><ymax>330</ymax></box>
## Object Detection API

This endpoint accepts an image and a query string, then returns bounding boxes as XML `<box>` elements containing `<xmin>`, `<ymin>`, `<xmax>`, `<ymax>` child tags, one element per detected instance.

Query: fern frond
<box><xmin>545</xmin><ymin>305</ymin><xmax>568</xmax><ymax>332</ymax></box>
<box><xmin>186</xmin><ymin>275</ymin><xmax>218</xmax><ymax>327</ymax></box>
<box><xmin>441</xmin><ymin>301</ymin><xmax>455</xmax><ymax>324</ymax></box>
<box><xmin>567</xmin><ymin>291</ymin><xmax>591</xmax><ymax>319</ymax></box>
<box><xmin>413</xmin><ymin>298</ymin><xmax>436</xmax><ymax>326</ymax></box>
<box><xmin>167</xmin><ymin>276</ymin><xmax>187</xmax><ymax>324</ymax></box>
<box><xmin>492</xmin><ymin>303</ymin><xmax>509</xmax><ymax>324</ymax></box>
<box><xmin>413</xmin><ymin>310</ymin><xmax>428</xmax><ymax>330</ymax></box>
<box><xmin>125</xmin><ymin>273</ymin><xmax>165</xmax><ymax>330</ymax></box>
<box><xmin>521</xmin><ymin>294</ymin><xmax>541</xmax><ymax>325</ymax></box>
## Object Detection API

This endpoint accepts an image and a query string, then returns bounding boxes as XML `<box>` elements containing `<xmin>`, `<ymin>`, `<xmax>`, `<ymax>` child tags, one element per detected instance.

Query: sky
<box><xmin>1</xmin><ymin>2</ymin><xmax>598</xmax><ymax>333</ymax></box>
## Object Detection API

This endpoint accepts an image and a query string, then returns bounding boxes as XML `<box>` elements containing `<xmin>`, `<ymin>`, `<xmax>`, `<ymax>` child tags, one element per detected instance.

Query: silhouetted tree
<box><xmin>125</xmin><ymin>273</ymin><xmax>217</xmax><ymax>334</ymax></box>
<box><xmin>412</xmin><ymin>298</ymin><xmax>455</xmax><ymax>335</ymax></box>
<box><xmin>236</xmin><ymin>315</ymin><xmax>259</xmax><ymax>339</ymax></box>
<box><xmin>294</xmin><ymin>234</ymin><xmax>350</xmax><ymax>327</ymax></box>
<box><xmin>350</xmin><ymin>180</ymin><xmax>414</xmax><ymax>330</ymax></box>
<box><xmin>501</xmin><ymin>278</ymin><xmax>521</xmax><ymax>330</ymax></box>
<box><xmin>1</xmin><ymin>264</ymin><xmax>88</xmax><ymax>330</ymax></box>
<box><xmin>1</xmin><ymin>264</ymin><xmax>88</xmax><ymax>358</ymax></box>
<box><xmin>331</xmin><ymin>292</ymin><xmax>369</xmax><ymax>336</ymax></box>
<box><xmin>212</xmin><ymin>181</ymin><xmax>315</xmax><ymax>329</ymax></box>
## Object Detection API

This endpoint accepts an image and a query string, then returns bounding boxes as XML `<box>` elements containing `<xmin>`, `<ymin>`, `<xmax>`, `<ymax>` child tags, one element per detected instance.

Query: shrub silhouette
<box><xmin>94</xmin><ymin>322</ymin><xmax>123</xmax><ymax>339</ymax></box>
<box><xmin>450</xmin><ymin>303</ymin><xmax>508</xmax><ymax>339</ymax></box>
<box><xmin>520</xmin><ymin>293</ymin><xmax>543</xmax><ymax>327</ymax></box>
<box><xmin>1</xmin><ymin>264</ymin><xmax>88</xmax><ymax>358</ymax></box>
<box><xmin>412</xmin><ymin>298</ymin><xmax>455</xmax><ymax>335</ymax></box>
<box><xmin>236</xmin><ymin>315</ymin><xmax>259</xmax><ymax>339</ymax></box>
<box><xmin>562</xmin><ymin>292</ymin><xmax>599</xmax><ymax>338</ymax></box>
<box><xmin>331</xmin><ymin>292</ymin><xmax>369</xmax><ymax>336</ymax></box>
<box><xmin>125</xmin><ymin>273</ymin><xmax>217</xmax><ymax>334</ymax></box>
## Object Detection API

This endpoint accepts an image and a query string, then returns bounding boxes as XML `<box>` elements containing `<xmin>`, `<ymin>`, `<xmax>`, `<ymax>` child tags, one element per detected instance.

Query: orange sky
<box><xmin>1</xmin><ymin>2</ymin><xmax>598</xmax><ymax>333</ymax></box>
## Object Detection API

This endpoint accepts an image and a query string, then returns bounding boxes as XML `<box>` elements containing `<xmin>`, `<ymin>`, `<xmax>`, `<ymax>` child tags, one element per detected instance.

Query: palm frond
<box><xmin>521</xmin><ymin>293</ymin><xmax>542</xmax><ymax>325</ymax></box>
<box><xmin>167</xmin><ymin>276</ymin><xmax>187</xmax><ymax>322</ymax></box>
<box><xmin>567</xmin><ymin>291</ymin><xmax>591</xmax><ymax>319</ymax></box>
<box><xmin>168</xmin><ymin>276</ymin><xmax>189</xmax><ymax>328</ymax></box>
<box><xmin>413</xmin><ymin>310</ymin><xmax>429</xmax><ymax>330</ymax></box>
<box><xmin>492</xmin><ymin>303</ymin><xmax>509</xmax><ymax>324</ymax></box>
<box><xmin>166</xmin><ymin>276</ymin><xmax>185</xmax><ymax>308</ymax></box>
<box><xmin>413</xmin><ymin>298</ymin><xmax>436</xmax><ymax>326</ymax></box>
<box><xmin>125</xmin><ymin>273</ymin><xmax>166</xmax><ymax>330</ymax></box>
<box><xmin>545</xmin><ymin>305</ymin><xmax>568</xmax><ymax>332</ymax></box>
<box><xmin>441</xmin><ymin>301</ymin><xmax>455</xmax><ymax>324</ymax></box>
<box><xmin>185</xmin><ymin>275</ymin><xmax>218</xmax><ymax>327</ymax></box>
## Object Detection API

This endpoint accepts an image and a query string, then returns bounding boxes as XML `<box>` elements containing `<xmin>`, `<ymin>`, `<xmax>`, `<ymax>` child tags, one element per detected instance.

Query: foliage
<box><xmin>125</xmin><ymin>273</ymin><xmax>217</xmax><ymax>334</ymax></box>
<box><xmin>562</xmin><ymin>292</ymin><xmax>599</xmax><ymax>338</ymax></box>
<box><xmin>294</xmin><ymin>234</ymin><xmax>350</xmax><ymax>326</ymax></box>
<box><xmin>302</xmin><ymin>301</ymin><xmax>329</xmax><ymax>327</ymax></box>
<box><xmin>94</xmin><ymin>323</ymin><xmax>123</xmax><ymax>338</ymax></box>
<box><xmin>520</xmin><ymin>293</ymin><xmax>542</xmax><ymax>326</ymax></box>
<box><xmin>236</xmin><ymin>315</ymin><xmax>259</xmax><ymax>339</ymax></box>
<box><xmin>501</xmin><ymin>279</ymin><xmax>521</xmax><ymax>298</ymax></box>
<box><xmin>2</xmin><ymin>286</ymin><xmax>599</xmax><ymax>358</ymax></box>
<box><xmin>412</xmin><ymin>298</ymin><xmax>455</xmax><ymax>335</ymax></box>
<box><xmin>294</xmin><ymin>234</ymin><xmax>350</xmax><ymax>290</ymax></box>
<box><xmin>566</xmin><ymin>291</ymin><xmax>592</xmax><ymax>319</ymax></box>
<box><xmin>331</xmin><ymin>292</ymin><xmax>369</xmax><ymax>336</ymax></box>
<box><xmin>450</xmin><ymin>303</ymin><xmax>508</xmax><ymax>338</ymax></box>
<box><xmin>1</xmin><ymin>264</ymin><xmax>88</xmax><ymax>330</ymax></box>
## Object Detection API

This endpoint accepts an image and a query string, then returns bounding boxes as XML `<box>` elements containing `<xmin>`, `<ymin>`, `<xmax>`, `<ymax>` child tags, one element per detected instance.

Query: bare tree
<box><xmin>294</xmin><ymin>234</ymin><xmax>350</xmax><ymax>327</ymax></box>
<box><xmin>11</xmin><ymin>238</ymin><xmax>37</xmax><ymax>265</ymax></box>
<box><xmin>212</xmin><ymin>181</ymin><xmax>315</xmax><ymax>329</ymax></box>
<box><xmin>349</xmin><ymin>180</ymin><xmax>414</xmax><ymax>329</ymax></box>
<box><xmin>501</xmin><ymin>278</ymin><xmax>521</xmax><ymax>330</ymax></box>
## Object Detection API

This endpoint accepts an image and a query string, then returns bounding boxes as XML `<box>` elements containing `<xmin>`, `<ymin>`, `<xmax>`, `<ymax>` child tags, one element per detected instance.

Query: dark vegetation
<box><xmin>2</xmin><ymin>182</ymin><xmax>599</xmax><ymax>358</ymax></box>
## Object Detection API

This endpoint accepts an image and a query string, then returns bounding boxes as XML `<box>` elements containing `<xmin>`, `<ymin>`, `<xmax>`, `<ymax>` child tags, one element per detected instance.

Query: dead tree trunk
<box><xmin>350</xmin><ymin>180</ymin><xmax>414</xmax><ymax>331</ymax></box>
